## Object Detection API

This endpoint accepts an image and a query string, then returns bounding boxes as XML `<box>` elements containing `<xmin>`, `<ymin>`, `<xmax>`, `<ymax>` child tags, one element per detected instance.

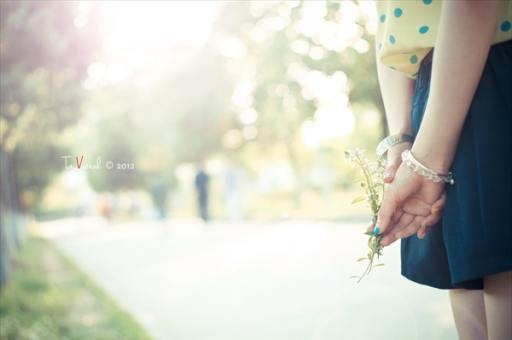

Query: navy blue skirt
<box><xmin>401</xmin><ymin>40</ymin><xmax>512</xmax><ymax>290</ymax></box>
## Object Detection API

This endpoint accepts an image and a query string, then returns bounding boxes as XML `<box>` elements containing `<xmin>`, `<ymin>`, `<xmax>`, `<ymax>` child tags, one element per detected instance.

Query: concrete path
<box><xmin>39</xmin><ymin>218</ymin><xmax>457</xmax><ymax>340</ymax></box>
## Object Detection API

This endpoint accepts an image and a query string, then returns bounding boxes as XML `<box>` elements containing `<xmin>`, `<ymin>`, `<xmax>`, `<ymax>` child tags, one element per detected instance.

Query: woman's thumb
<box><xmin>383</xmin><ymin>164</ymin><xmax>398</xmax><ymax>183</ymax></box>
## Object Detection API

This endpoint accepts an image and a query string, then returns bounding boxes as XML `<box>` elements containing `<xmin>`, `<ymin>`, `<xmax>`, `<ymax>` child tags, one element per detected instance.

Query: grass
<box><xmin>0</xmin><ymin>237</ymin><xmax>154</xmax><ymax>340</ymax></box>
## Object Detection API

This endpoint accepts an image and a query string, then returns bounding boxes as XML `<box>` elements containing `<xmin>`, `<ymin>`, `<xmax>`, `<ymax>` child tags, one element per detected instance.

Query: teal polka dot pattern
<box><xmin>375</xmin><ymin>1</ymin><xmax>511</xmax><ymax>80</ymax></box>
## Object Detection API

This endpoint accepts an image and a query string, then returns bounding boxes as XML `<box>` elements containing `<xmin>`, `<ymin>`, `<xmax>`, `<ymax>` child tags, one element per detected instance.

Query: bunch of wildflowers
<box><xmin>344</xmin><ymin>148</ymin><xmax>387</xmax><ymax>282</ymax></box>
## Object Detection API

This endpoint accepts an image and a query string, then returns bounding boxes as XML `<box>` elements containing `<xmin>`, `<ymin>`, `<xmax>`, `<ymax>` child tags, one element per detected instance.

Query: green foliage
<box><xmin>87</xmin><ymin>117</ymin><xmax>144</xmax><ymax>192</ymax></box>
<box><xmin>2</xmin><ymin>1</ymin><xmax>388</xmax><ymax>209</ymax></box>
<box><xmin>0</xmin><ymin>237</ymin><xmax>153</xmax><ymax>340</ymax></box>
<box><xmin>209</xmin><ymin>1</ymin><xmax>386</xmax><ymax>192</ymax></box>
<box><xmin>83</xmin><ymin>1</ymin><xmax>386</xmax><ymax>195</ymax></box>
<box><xmin>351</xmin><ymin>196</ymin><xmax>366</xmax><ymax>204</ymax></box>
<box><xmin>11</xmin><ymin>144</ymin><xmax>69</xmax><ymax>208</ymax></box>
<box><xmin>0</xmin><ymin>2</ymin><xmax>101</xmax><ymax>207</ymax></box>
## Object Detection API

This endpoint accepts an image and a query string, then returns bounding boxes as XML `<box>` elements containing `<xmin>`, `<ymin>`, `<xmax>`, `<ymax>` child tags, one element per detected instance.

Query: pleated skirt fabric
<box><xmin>401</xmin><ymin>40</ymin><xmax>512</xmax><ymax>290</ymax></box>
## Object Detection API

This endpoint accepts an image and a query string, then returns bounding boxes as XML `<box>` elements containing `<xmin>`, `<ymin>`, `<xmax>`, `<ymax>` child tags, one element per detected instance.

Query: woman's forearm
<box><xmin>376</xmin><ymin>35</ymin><xmax>416</xmax><ymax>136</ymax></box>
<box><xmin>412</xmin><ymin>1</ymin><xmax>500</xmax><ymax>173</ymax></box>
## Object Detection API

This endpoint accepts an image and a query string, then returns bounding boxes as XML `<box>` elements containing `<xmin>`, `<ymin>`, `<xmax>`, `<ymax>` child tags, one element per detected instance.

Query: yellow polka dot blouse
<box><xmin>377</xmin><ymin>1</ymin><xmax>512</xmax><ymax>79</ymax></box>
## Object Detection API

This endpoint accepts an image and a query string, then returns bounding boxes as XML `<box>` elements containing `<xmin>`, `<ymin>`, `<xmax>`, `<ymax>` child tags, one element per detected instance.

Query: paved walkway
<box><xmin>39</xmin><ymin>218</ymin><xmax>457</xmax><ymax>340</ymax></box>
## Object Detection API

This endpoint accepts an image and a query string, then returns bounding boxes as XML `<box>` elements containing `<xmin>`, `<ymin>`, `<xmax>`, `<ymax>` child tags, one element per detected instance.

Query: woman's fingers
<box><xmin>417</xmin><ymin>217</ymin><xmax>437</xmax><ymax>239</ymax></box>
<box><xmin>420</xmin><ymin>209</ymin><xmax>443</xmax><ymax>232</ymax></box>
<box><xmin>366</xmin><ymin>220</ymin><xmax>374</xmax><ymax>233</ymax></box>
<box><xmin>402</xmin><ymin>198</ymin><xmax>432</xmax><ymax>217</ymax></box>
<box><xmin>383</xmin><ymin>154</ymin><xmax>403</xmax><ymax>183</ymax></box>
<box><xmin>366</xmin><ymin>208</ymin><xmax>401</xmax><ymax>233</ymax></box>
<box><xmin>376</xmin><ymin>189</ymin><xmax>446</xmax><ymax>242</ymax></box>
<box><xmin>375</xmin><ymin>187</ymin><xmax>400</xmax><ymax>235</ymax></box>
<box><xmin>391</xmin><ymin>208</ymin><xmax>404</xmax><ymax>227</ymax></box>
<box><xmin>416</xmin><ymin>191</ymin><xmax>447</xmax><ymax>239</ymax></box>
<box><xmin>395</xmin><ymin>215</ymin><xmax>423</xmax><ymax>239</ymax></box>
<box><xmin>384</xmin><ymin>142</ymin><xmax>412</xmax><ymax>184</ymax></box>
<box><xmin>431</xmin><ymin>190</ymin><xmax>448</xmax><ymax>214</ymax></box>
<box><xmin>380</xmin><ymin>212</ymin><xmax>414</xmax><ymax>246</ymax></box>
<box><xmin>383</xmin><ymin>164</ymin><xmax>398</xmax><ymax>183</ymax></box>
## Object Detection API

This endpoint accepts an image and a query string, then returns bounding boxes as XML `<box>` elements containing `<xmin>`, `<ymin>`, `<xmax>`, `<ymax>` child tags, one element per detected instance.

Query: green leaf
<box><xmin>364</xmin><ymin>231</ymin><xmax>374</xmax><ymax>236</ymax></box>
<box><xmin>374</xmin><ymin>182</ymin><xmax>383</xmax><ymax>187</ymax></box>
<box><xmin>344</xmin><ymin>151</ymin><xmax>349</xmax><ymax>157</ymax></box>
<box><xmin>357</xmin><ymin>257</ymin><xmax>368</xmax><ymax>262</ymax></box>
<box><xmin>368</xmin><ymin>237</ymin><xmax>375</xmax><ymax>248</ymax></box>
<box><xmin>351</xmin><ymin>196</ymin><xmax>366</xmax><ymax>204</ymax></box>
<box><xmin>353</xmin><ymin>177</ymin><xmax>365</xmax><ymax>183</ymax></box>
<box><xmin>349</xmin><ymin>276</ymin><xmax>360</xmax><ymax>279</ymax></box>
<box><xmin>373</xmin><ymin>263</ymin><xmax>385</xmax><ymax>267</ymax></box>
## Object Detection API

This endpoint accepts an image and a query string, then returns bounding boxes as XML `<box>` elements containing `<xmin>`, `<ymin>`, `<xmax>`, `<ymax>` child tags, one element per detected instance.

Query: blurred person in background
<box><xmin>195</xmin><ymin>162</ymin><xmax>209</xmax><ymax>223</ymax></box>
<box><xmin>222</xmin><ymin>158</ymin><xmax>247</xmax><ymax>222</ymax></box>
<box><xmin>128</xmin><ymin>190</ymin><xmax>139</xmax><ymax>218</ymax></box>
<box><xmin>100</xmin><ymin>194</ymin><xmax>112</xmax><ymax>223</ymax></box>
<box><xmin>149</xmin><ymin>174</ymin><xmax>168</xmax><ymax>221</ymax></box>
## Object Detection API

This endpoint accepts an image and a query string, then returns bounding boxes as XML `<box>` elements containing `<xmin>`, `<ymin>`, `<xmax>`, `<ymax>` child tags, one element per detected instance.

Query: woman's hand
<box><xmin>369</xmin><ymin>142</ymin><xmax>447</xmax><ymax>246</ymax></box>
<box><xmin>366</xmin><ymin>190</ymin><xmax>447</xmax><ymax>246</ymax></box>
<box><xmin>416</xmin><ymin>190</ymin><xmax>447</xmax><ymax>239</ymax></box>
<box><xmin>382</xmin><ymin>142</ymin><xmax>412</xmax><ymax>184</ymax></box>
<box><xmin>375</xmin><ymin>161</ymin><xmax>445</xmax><ymax>238</ymax></box>
<box><xmin>383</xmin><ymin>143</ymin><xmax>444</xmax><ymax>220</ymax></box>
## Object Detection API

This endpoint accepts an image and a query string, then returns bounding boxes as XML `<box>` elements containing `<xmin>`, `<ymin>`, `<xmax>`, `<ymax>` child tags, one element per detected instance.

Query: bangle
<box><xmin>376</xmin><ymin>134</ymin><xmax>415</xmax><ymax>161</ymax></box>
<box><xmin>401</xmin><ymin>150</ymin><xmax>455</xmax><ymax>185</ymax></box>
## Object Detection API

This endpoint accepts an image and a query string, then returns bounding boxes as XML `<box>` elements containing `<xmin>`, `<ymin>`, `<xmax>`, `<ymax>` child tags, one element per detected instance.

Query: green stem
<box><xmin>357</xmin><ymin>155</ymin><xmax>378</xmax><ymax>223</ymax></box>
<box><xmin>357</xmin><ymin>255</ymin><xmax>373</xmax><ymax>283</ymax></box>
<box><xmin>352</xmin><ymin>153</ymin><xmax>386</xmax><ymax>283</ymax></box>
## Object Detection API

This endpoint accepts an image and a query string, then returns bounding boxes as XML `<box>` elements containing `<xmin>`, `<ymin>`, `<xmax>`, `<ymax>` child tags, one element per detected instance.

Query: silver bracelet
<box><xmin>376</xmin><ymin>134</ymin><xmax>415</xmax><ymax>161</ymax></box>
<box><xmin>402</xmin><ymin>150</ymin><xmax>455</xmax><ymax>185</ymax></box>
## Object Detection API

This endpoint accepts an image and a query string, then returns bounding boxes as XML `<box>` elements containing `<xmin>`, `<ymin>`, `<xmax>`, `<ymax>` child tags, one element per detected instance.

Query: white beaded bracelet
<box><xmin>402</xmin><ymin>150</ymin><xmax>455</xmax><ymax>185</ymax></box>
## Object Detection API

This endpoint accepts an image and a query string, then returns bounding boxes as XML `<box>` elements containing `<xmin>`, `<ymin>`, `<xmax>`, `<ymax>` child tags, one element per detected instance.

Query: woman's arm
<box><xmin>374</xmin><ymin>34</ymin><xmax>442</xmax><ymax>244</ymax></box>
<box><xmin>412</xmin><ymin>1</ymin><xmax>500</xmax><ymax>172</ymax></box>
<box><xmin>375</xmin><ymin>34</ymin><xmax>415</xmax><ymax>183</ymax></box>
<box><xmin>376</xmin><ymin>1</ymin><xmax>501</xmax><ymax>235</ymax></box>
<box><xmin>375</xmin><ymin>35</ymin><xmax>415</xmax><ymax>139</ymax></box>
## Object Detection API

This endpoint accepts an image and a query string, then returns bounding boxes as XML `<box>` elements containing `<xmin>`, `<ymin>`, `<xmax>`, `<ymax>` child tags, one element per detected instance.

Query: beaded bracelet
<box><xmin>402</xmin><ymin>150</ymin><xmax>455</xmax><ymax>185</ymax></box>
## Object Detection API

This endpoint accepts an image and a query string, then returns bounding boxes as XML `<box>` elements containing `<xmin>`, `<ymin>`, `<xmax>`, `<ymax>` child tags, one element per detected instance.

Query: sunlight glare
<box><xmin>102</xmin><ymin>1</ymin><xmax>217</xmax><ymax>52</ymax></box>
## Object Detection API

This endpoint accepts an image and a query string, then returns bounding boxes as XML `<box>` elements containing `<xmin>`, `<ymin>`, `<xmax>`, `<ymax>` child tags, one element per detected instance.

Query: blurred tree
<box><xmin>85</xmin><ymin>39</ymin><xmax>234</xmax><ymax>194</ymax></box>
<box><xmin>0</xmin><ymin>1</ymin><xmax>101</xmax><ymax>287</ymax></box>
<box><xmin>82</xmin><ymin>1</ymin><xmax>387</xmax><ymax>206</ymax></box>
<box><xmin>1</xmin><ymin>1</ymin><xmax>102</xmax><ymax>208</ymax></box>
<box><xmin>208</xmin><ymin>1</ymin><xmax>385</xmax><ymax>202</ymax></box>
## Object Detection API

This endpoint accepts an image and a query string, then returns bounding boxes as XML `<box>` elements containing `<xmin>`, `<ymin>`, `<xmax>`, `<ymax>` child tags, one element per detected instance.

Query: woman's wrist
<box><xmin>410</xmin><ymin>143</ymin><xmax>454</xmax><ymax>175</ymax></box>
<box><xmin>388</xmin><ymin>125</ymin><xmax>414</xmax><ymax>137</ymax></box>
<box><xmin>389</xmin><ymin>141</ymin><xmax>412</xmax><ymax>154</ymax></box>
<box><xmin>387</xmin><ymin>141</ymin><xmax>412</xmax><ymax>164</ymax></box>
<box><xmin>408</xmin><ymin>2</ymin><xmax>499</xmax><ymax>176</ymax></box>
<box><xmin>402</xmin><ymin>150</ymin><xmax>455</xmax><ymax>185</ymax></box>
<box><xmin>410</xmin><ymin>104</ymin><xmax>458</xmax><ymax>174</ymax></box>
